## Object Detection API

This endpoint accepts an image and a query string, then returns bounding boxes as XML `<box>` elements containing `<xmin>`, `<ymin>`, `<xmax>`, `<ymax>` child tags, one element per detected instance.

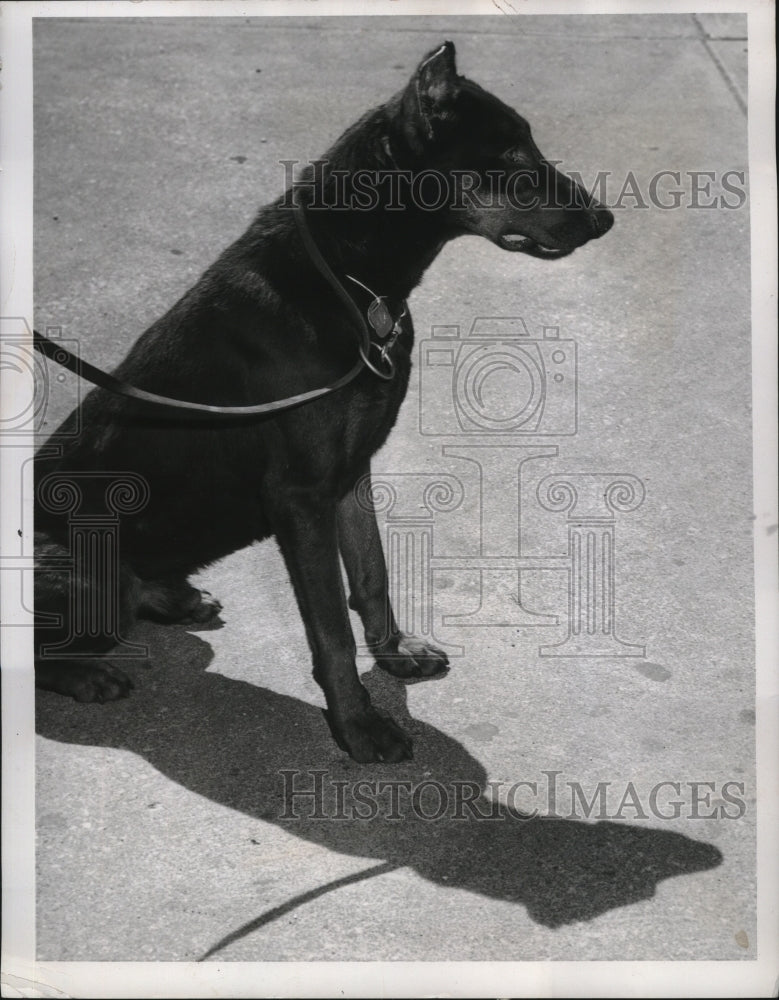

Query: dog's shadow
<box><xmin>36</xmin><ymin>625</ymin><xmax>722</xmax><ymax>946</ymax></box>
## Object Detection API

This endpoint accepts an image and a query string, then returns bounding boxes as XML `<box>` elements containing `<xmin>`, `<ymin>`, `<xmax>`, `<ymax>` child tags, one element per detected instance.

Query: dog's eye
<box><xmin>502</xmin><ymin>147</ymin><xmax>531</xmax><ymax>167</ymax></box>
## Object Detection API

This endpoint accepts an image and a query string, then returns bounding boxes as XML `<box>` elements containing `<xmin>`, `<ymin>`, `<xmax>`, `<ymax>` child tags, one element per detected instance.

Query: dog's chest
<box><xmin>339</xmin><ymin>349</ymin><xmax>411</xmax><ymax>469</ymax></box>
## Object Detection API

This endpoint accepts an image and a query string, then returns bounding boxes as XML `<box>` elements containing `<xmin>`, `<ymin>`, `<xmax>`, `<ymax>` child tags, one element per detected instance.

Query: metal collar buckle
<box><xmin>359</xmin><ymin>310</ymin><xmax>406</xmax><ymax>380</ymax></box>
<box><xmin>346</xmin><ymin>274</ymin><xmax>407</xmax><ymax>382</ymax></box>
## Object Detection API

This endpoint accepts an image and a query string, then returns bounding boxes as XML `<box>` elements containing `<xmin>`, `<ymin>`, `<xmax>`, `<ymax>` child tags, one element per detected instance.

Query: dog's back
<box><xmin>35</xmin><ymin>41</ymin><xmax>612</xmax><ymax>760</ymax></box>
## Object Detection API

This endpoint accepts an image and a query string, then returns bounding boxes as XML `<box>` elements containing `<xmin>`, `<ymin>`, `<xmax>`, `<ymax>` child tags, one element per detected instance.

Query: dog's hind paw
<box><xmin>375</xmin><ymin>634</ymin><xmax>449</xmax><ymax>680</ymax></box>
<box><xmin>138</xmin><ymin>579</ymin><xmax>222</xmax><ymax>624</ymax></box>
<box><xmin>186</xmin><ymin>590</ymin><xmax>223</xmax><ymax>623</ymax></box>
<box><xmin>35</xmin><ymin>660</ymin><xmax>134</xmax><ymax>703</ymax></box>
<box><xmin>324</xmin><ymin>706</ymin><xmax>413</xmax><ymax>763</ymax></box>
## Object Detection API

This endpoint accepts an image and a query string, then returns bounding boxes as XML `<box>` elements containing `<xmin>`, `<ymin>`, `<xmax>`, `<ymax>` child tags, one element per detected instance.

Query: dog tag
<box><xmin>367</xmin><ymin>297</ymin><xmax>394</xmax><ymax>340</ymax></box>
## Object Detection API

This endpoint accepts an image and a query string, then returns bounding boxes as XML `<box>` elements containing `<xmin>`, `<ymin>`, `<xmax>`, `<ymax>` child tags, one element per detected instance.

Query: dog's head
<box><xmin>391</xmin><ymin>41</ymin><xmax>613</xmax><ymax>259</ymax></box>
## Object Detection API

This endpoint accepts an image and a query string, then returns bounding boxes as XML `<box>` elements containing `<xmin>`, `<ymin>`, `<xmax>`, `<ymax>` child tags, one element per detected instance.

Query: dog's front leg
<box><xmin>272</xmin><ymin>494</ymin><xmax>413</xmax><ymax>763</ymax></box>
<box><xmin>337</xmin><ymin>468</ymin><xmax>449</xmax><ymax>680</ymax></box>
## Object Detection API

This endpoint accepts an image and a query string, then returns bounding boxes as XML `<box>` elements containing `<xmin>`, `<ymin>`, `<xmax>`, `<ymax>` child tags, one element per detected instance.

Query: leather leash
<box><xmin>32</xmin><ymin>193</ymin><xmax>406</xmax><ymax>418</ymax></box>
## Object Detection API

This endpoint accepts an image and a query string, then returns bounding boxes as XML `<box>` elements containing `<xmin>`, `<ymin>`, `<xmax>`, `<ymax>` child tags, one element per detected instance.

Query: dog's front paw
<box><xmin>375</xmin><ymin>634</ymin><xmax>449</xmax><ymax>680</ymax></box>
<box><xmin>324</xmin><ymin>705</ymin><xmax>413</xmax><ymax>763</ymax></box>
<box><xmin>35</xmin><ymin>661</ymin><xmax>134</xmax><ymax>703</ymax></box>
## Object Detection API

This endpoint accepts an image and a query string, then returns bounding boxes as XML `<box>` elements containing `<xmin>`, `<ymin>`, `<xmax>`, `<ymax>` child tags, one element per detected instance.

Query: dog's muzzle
<box><xmin>498</xmin><ymin>235</ymin><xmax>575</xmax><ymax>259</ymax></box>
<box><xmin>499</xmin><ymin>205</ymin><xmax>614</xmax><ymax>259</ymax></box>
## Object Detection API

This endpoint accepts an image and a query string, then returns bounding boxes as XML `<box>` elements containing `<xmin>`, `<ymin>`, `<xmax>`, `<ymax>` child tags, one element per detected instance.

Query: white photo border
<box><xmin>1</xmin><ymin>1</ymin><xmax>776</xmax><ymax>996</ymax></box>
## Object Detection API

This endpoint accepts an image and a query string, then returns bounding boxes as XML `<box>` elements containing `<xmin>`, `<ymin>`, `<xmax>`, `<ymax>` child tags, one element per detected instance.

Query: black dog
<box><xmin>35</xmin><ymin>42</ymin><xmax>613</xmax><ymax>762</ymax></box>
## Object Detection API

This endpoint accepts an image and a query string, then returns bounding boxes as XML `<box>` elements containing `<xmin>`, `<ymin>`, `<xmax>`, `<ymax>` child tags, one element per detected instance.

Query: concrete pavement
<box><xmin>33</xmin><ymin>14</ymin><xmax>755</xmax><ymax>965</ymax></box>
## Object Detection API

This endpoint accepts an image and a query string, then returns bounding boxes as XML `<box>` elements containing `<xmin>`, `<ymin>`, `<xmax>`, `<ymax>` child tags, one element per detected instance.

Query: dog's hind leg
<box><xmin>137</xmin><ymin>578</ymin><xmax>222</xmax><ymax>624</ymax></box>
<box><xmin>270</xmin><ymin>493</ymin><xmax>413</xmax><ymax>763</ymax></box>
<box><xmin>34</xmin><ymin>532</ymin><xmax>138</xmax><ymax>702</ymax></box>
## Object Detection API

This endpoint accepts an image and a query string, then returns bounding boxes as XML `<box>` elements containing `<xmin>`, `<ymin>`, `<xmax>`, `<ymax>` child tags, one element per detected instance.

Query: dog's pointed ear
<box><xmin>402</xmin><ymin>41</ymin><xmax>460</xmax><ymax>144</ymax></box>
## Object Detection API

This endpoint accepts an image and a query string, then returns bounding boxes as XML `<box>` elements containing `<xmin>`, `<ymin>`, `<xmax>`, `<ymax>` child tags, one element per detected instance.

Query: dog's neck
<box><xmin>281</xmin><ymin>103</ymin><xmax>457</xmax><ymax>300</ymax></box>
<box><xmin>298</xmin><ymin>204</ymin><xmax>450</xmax><ymax>301</ymax></box>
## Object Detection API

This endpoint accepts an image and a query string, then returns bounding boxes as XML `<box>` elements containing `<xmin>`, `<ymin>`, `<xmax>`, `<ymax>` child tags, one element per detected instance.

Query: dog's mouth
<box><xmin>498</xmin><ymin>234</ymin><xmax>574</xmax><ymax>259</ymax></box>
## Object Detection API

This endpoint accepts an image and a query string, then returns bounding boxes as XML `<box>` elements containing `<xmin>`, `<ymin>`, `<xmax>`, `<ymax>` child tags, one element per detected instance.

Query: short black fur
<box><xmin>35</xmin><ymin>43</ymin><xmax>613</xmax><ymax>761</ymax></box>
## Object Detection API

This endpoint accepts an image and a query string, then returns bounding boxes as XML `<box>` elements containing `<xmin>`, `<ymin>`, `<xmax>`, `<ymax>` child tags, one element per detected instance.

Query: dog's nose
<box><xmin>590</xmin><ymin>206</ymin><xmax>614</xmax><ymax>237</ymax></box>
